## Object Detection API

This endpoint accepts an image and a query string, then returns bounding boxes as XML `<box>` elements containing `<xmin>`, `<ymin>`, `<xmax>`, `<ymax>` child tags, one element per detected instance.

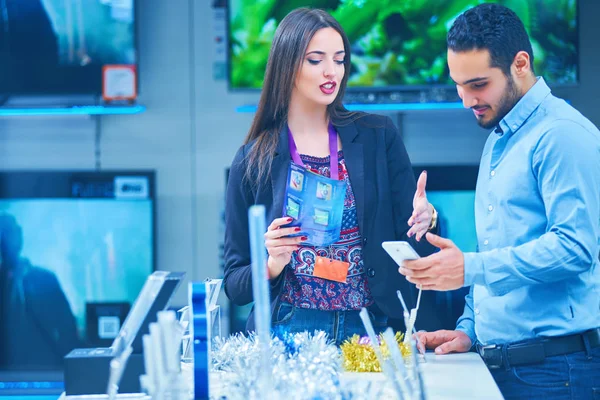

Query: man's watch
<box><xmin>428</xmin><ymin>204</ymin><xmax>438</xmax><ymax>231</ymax></box>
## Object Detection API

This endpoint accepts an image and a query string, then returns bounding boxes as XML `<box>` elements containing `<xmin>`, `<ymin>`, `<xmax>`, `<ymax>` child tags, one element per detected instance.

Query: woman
<box><xmin>224</xmin><ymin>8</ymin><xmax>439</xmax><ymax>344</ymax></box>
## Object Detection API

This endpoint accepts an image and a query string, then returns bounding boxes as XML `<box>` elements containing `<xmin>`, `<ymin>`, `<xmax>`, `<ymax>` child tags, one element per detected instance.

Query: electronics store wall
<box><xmin>0</xmin><ymin>0</ymin><xmax>598</xmax><ymax>308</ymax></box>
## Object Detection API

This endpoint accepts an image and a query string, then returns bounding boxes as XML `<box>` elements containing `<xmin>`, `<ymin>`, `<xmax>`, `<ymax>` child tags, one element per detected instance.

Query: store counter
<box><xmin>56</xmin><ymin>351</ymin><xmax>503</xmax><ymax>399</ymax></box>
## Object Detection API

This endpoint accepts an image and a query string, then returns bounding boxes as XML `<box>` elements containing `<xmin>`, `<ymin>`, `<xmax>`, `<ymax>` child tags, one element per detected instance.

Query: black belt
<box><xmin>477</xmin><ymin>328</ymin><xmax>600</xmax><ymax>369</ymax></box>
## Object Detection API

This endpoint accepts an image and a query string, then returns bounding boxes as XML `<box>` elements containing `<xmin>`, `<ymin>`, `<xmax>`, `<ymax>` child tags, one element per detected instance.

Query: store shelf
<box><xmin>0</xmin><ymin>105</ymin><xmax>146</xmax><ymax>116</ymax></box>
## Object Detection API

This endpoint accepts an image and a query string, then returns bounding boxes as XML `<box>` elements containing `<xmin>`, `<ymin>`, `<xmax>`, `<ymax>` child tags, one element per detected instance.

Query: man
<box><xmin>399</xmin><ymin>4</ymin><xmax>600</xmax><ymax>399</ymax></box>
<box><xmin>0</xmin><ymin>213</ymin><xmax>80</xmax><ymax>369</ymax></box>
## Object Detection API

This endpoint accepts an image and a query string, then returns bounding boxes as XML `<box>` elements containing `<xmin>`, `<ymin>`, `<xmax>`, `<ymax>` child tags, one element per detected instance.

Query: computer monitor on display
<box><xmin>0</xmin><ymin>170</ymin><xmax>155</xmax><ymax>395</ymax></box>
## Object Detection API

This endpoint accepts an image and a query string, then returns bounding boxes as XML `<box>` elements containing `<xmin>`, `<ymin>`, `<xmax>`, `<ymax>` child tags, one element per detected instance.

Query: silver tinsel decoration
<box><xmin>209</xmin><ymin>330</ymin><xmax>388</xmax><ymax>400</ymax></box>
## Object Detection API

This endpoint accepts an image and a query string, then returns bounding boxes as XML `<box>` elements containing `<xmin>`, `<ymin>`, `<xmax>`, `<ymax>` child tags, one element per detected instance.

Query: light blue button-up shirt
<box><xmin>456</xmin><ymin>78</ymin><xmax>600</xmax><ymax>345</ymax></box>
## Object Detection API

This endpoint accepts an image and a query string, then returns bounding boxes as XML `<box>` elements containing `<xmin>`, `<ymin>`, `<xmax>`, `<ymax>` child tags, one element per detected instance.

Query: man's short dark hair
<box><xmin>447</xmin><ymin>3</ymin><xmax>535</xmax><ymax>76</ymax></box>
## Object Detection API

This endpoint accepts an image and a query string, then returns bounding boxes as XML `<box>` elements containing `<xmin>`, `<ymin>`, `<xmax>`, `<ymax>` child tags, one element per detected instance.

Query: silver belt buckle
<box><xmin>480</xmin><ymin>344</ymin><xmax>503</xmax><ymax>369</ymax></box>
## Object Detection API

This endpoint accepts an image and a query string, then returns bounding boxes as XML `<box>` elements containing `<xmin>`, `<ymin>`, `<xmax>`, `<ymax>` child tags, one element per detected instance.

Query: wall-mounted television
<box><xmin>0</xmin><ymin>171</ymin><xmax>155</xmax><ymax>391</ymax></box>
<box><xmin>0</xmin><ymin>0</ymin><xmax>137</xmax><ymax>95</ymax></box>
<box><xmin>228</xmin><ymin>0</ymin><xmax>578</xmax><ymax>91</ymax></box>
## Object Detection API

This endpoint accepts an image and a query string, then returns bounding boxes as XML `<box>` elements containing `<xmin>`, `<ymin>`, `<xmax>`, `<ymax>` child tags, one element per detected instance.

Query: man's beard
<box><xmin>477</xmin><ymin>76</ymin><xmax>522</xmax><ymax>129</ymax></box>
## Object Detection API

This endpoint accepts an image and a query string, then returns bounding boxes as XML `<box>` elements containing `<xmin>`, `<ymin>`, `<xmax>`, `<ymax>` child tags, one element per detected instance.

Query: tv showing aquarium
<box><xmin>228</xmin><ymin>0</ymin><xmax>578</xmax><ymax>90</ymax></box>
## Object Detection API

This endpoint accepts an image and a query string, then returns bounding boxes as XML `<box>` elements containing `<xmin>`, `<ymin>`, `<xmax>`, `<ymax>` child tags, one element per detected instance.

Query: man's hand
<box><xmin>415</xmin><ymin>330</ymin><xmax>472</xmax><ymax>355</ymax></box>
<box><xmin>400</xmin><ymin>232</ymin><xmax>465</xmax><ymax>291</ymax></box>
<box><xmin>407</xmin><ymin>171</ymin><xmax>433</xmax><ymax>241</ymax></box>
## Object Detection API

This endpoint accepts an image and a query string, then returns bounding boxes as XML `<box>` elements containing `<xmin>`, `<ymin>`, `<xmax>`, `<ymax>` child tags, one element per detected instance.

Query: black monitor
<box><xmin>0</xmin><ymin>0</ymin><xmax>138</xmax><ymax>95</ymax></box>
<box><xmin>0</xmin><ymin>170</ymin><xmax>155</xmax><ymax>395</ymax></box>
<box><xmin>411</xmin><ymin>165</ymin><xmax>479</xmax><ymax>331</ymax></box>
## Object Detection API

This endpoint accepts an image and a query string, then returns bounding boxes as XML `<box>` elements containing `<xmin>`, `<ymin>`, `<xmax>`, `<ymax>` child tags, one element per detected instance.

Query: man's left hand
<box><xmin>399</xmin><ymin>232</ymin><xmax>465</xmax><ymax>291</ymax></box>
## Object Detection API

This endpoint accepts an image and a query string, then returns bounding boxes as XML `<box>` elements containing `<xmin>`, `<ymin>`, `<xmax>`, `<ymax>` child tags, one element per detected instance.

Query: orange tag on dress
<box><xmin>313</xmin><ymin>256</ymin><xmax>349</xmax><ymax>283</ymax></box>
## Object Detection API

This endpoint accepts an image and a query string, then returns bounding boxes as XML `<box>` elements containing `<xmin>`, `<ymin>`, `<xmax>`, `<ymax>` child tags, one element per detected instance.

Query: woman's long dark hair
<box><xmin>243</xmin><ymin>8</ymin><xmax>355</xmax><ymax>186</ymax></box>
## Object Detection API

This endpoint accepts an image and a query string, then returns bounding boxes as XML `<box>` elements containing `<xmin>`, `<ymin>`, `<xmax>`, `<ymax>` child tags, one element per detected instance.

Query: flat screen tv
<box><xmin>0</xmin><ymin>0</ymin><xmax>137</xmax><ymax>95</ymax></box>
<box><xmin>0</xmin><ymin>170</ymin><xmax>155</xmax><ymax>394</ymax></box>
<box><xmin>228</xmin><ymin>0</ymin><xmax>578</xmax><ymax>91</ymax></box>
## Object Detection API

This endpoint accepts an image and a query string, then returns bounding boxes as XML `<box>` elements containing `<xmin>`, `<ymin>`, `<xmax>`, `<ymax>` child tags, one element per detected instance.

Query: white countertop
<box><xmin>343</xmin><ymin>352</ymin><xmax>504</xmax><ymax>399</ymax></box>
<box><xmin>421</xmin><ymin>352</ymin><xmax>504</xmax><ymax>399</ymax></box>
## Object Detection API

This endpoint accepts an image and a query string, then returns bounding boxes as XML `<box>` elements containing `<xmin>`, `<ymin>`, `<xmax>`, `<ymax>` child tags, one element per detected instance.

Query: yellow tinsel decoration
<box><xmin>340</xmin><ymin>331</ymin><xmax>412</xmax><ymax>372</ymax></box>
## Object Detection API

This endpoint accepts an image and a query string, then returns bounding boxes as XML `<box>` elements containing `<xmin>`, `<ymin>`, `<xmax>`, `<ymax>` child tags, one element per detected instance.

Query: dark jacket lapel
<box><xmin>270</xmin><ymin>127</ymin><xmax>290</xmax><ymax>218</ymax></box>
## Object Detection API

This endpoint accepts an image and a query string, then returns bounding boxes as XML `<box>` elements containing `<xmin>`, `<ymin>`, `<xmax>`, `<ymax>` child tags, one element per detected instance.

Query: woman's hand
<box><xmin>407</xmin><ymin>171</ymin><xmax>433</xmax><ymax>241</ymax></box>
<box><xmin>264</xmin><ymin>217</ymin><xmax>306</xmax><ymax>279</ymax></box>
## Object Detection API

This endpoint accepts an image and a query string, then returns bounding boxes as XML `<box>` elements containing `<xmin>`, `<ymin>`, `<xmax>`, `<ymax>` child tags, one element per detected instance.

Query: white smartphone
<box><xmin>382</xmin><ymin>241</ymin><xmax>420</xmax><ymax>266</ymax></box>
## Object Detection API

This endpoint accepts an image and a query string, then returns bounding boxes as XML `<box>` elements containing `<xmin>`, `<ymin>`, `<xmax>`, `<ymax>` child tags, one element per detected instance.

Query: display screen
<box><xmin>412</xmin><ymin>166</ymin><xmax>478</xmax><ymax>330</ymax></box>
<box><xmin>228</xmin><ymin>0</ymin><xmax>578</xmax><ymax>90</ymax></box>
<box><xmin>428</xmin><ymin>191</ymin><xmax>477</xmax><ymax>253</ymax></box>
<box><xmin>0</xmin><ymin>171</ymin><xmax>154</xmax><ymax>373</ymax></box>
<box><xmin>0</xmin><ymin>0</ymin><xmax>136</xmax><ymax>94</ymax></box>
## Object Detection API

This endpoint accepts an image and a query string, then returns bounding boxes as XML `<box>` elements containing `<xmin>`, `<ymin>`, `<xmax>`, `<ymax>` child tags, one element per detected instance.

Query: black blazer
<box><xmin>224</xmin><ymin>113</ymin><xmax>439</xmax><ymax>331</ymax></box>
